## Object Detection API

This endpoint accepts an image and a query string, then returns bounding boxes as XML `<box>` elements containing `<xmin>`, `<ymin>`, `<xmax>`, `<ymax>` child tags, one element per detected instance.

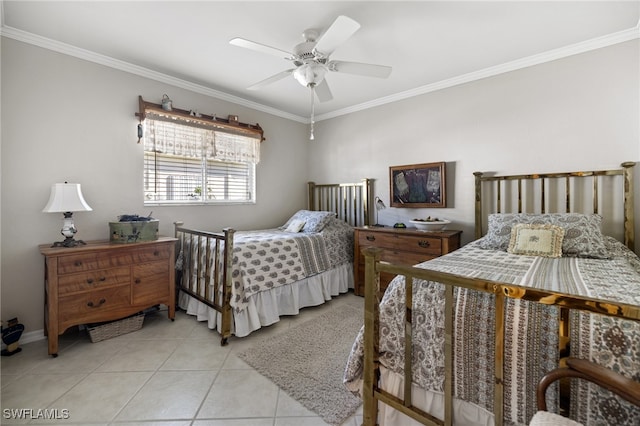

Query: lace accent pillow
<box><xmin>507</xmin><ymin>224</ymin><xmax>564</xmax><ymax>257</ymax></box>
<box><xmin>479</xmin><ymin>213</ymin><xmax>610</xmax><ymax>259</ymax></box>
<box><xmin>284</xmin><ymin>219</ymin><xmax>306</xmax><ymax>233</ymax></box>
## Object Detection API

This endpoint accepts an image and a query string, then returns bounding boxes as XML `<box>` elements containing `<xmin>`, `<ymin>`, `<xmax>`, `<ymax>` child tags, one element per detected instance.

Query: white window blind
<box><xmin>143</xmin><ymin>113</ymin><xmax>259</xmax><ymax>205</ymax></box>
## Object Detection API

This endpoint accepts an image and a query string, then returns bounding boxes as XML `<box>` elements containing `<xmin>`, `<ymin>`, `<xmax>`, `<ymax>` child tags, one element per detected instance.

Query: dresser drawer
<box><xmin>40</xmin><ymin>237</ymin><xmax>177</xmax><ymax>356</ymax></box>
<box><xmin>132</xmin><ymin>260</ymin><xmax>170</xmax><ymax>304</ymax></box>
<box><xmin>353</xmin><ymin>228</ymin><xmax>462</xmax><ymax>297</ymax></box>
<box><xmin>396</xmin><ymin>234</ymin><xmax>442</xmax><ymax>256</ymax></box>
<box><xmin>357</xmin><ymin>247</ymin><xmax>434</xmax><ymax>266</ymax></box>
<box><xmin>58</xmin><ymin>285</ymin><xmax>131</xmax><ymax>324</ymax></box>
<box><xmin>380</xmin><ymin>249</ymin><xmax>435</xmax><ymax>266</ymax></box>
<box><xmin>358</xmin><ymin>232</ymin><xmax>441</xmax><ymax>256</ymax></box>
<box><xmin>358</xmin><ymin>231</ymin><xmax>391</xmax><ymax>247</ymax></box>
<box><xmin>58</xmin><ymin>267</ymin><xmax>131</xmax><ymax>296</ymax></box>
<box><xmin>57</xmin><ymin>252</ymin><xmax>133</xmax><ymax>274</ymax></box>
<box><xmin>130</xmin><ymin>244</ymin><xmax>172</xmax><ymax>263</ymax></box>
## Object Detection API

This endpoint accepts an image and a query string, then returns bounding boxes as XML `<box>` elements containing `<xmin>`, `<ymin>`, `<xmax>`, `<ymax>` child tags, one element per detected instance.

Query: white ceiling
<box><xmin>2</xmin><ymin>1</ymin><xmax>639</xmax><ymax>122</ymax></box>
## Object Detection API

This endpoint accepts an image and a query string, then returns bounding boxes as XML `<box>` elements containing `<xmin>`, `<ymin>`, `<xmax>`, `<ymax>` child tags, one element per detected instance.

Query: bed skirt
<box><xmin>178</xmin><ymin>262</ymin><xmax>354</xmax><ymax>337</ymax></box>
<box><xmin>355</xmin><ymin>367</ymin><xmax>495</xmax><ymax>426</ymax></box>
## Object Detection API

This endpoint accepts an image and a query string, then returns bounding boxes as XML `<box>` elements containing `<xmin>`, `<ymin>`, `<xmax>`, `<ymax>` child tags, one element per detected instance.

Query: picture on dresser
<box><xmin>390</xmin><ymin>162</ymin><xmax>446</xmax><ymax>208</ymax></box>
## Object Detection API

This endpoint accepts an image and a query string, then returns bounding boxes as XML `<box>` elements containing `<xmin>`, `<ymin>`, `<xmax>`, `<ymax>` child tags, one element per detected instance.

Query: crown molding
<box><xmin>0</xmin><ymin>25</ymin><xmax>308</xmax><ymax>123</ymax></box>
<box><xmin>315</xmin><ymin>24</ymin><xmax>640</xmax><ymax>122</ymax></box>
<box><xmin>2</xmin><ymin>23</ymin><xmax>638</xmax><ymax>125</ymax></box>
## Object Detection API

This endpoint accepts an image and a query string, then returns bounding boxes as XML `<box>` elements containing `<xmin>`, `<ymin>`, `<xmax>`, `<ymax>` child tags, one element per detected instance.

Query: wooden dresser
<box><xmin>353</xmin><ymin>227</ymin><xmax>462</xmax><ymax>296</ymax></box>
<box><xmin>39</xmin><ymin>237</ymin><xmax>177</xmax><ymax>356</ymax></box>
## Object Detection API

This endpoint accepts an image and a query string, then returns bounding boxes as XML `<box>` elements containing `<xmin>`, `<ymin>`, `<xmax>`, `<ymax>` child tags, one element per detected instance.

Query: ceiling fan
<box><xmin>230</xmin><ymin>16</ymin><xmax>392</xmax><ymax>138</ymax></box>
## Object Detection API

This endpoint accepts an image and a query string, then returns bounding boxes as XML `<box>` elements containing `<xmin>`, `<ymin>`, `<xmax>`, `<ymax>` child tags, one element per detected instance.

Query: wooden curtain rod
<box><xmin>134</xmin><ymin>95</ymin><xmax>264</xmax><ymax>141</ymax></box>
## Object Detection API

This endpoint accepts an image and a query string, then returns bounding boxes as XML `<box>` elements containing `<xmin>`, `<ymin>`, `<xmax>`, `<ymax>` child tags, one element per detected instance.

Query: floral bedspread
<box><xmin>180</xmin><ymin>219</ymin><xmax>353</xmax><ymax>313</ymax></box>
<box><xmin>343</xmin><ymin>237</ymin><xmax>640</xmax><ymax>425</ymax></box>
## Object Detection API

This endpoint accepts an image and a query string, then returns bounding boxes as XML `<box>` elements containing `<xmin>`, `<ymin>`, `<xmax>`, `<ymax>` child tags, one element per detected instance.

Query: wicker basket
<box><xmin>87</xmin><ymin>312</ymin><xmax>144</xmax><ymax>343</ymax></box>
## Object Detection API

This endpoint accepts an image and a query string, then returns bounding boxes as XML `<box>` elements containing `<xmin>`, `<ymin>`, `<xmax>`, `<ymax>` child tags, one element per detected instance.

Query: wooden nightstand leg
<box><xmin>48</xmin><ymin>329</ymin><xmax>58</xmax><ymax>357</ymax></box>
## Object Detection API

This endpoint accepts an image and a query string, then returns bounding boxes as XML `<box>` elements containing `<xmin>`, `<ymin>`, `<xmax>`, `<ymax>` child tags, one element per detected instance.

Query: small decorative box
<box><xmin>109</xmin><ymin>218</ymin><xmax>159</xmax><ymax>243</ymax></box>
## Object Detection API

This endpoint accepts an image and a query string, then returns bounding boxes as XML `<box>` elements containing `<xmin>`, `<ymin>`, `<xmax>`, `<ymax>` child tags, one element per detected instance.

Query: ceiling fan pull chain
<box><xmin>309</xmin><ymin>85</ymin><xmax>315</xmax><ymax>140</ymax></box>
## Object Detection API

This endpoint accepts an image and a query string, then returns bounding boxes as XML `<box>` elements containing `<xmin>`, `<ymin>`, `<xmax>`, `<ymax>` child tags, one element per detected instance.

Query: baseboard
<box><xmin>1</xmin><ymin>329</ymin><xmax>45</xmax><ymax>350</ymax></box>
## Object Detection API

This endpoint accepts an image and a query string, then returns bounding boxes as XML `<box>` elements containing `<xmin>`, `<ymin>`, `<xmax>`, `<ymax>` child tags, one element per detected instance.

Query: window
<box><xmin>142</xmin><ymin>112</ymin><xmax>261</xmax><ymax>205</ymax></box>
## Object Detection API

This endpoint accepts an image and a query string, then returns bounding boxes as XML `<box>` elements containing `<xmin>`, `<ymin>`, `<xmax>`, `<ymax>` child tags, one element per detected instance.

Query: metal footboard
<box><xmin>361</xmin><ymin>247</ymin><xmax>640</xmax><ymax>426</ymax></box>
<box><xmin>174</xmin><ymin>222</ymin><xmax>235</xmax><ymax>345</ymax></box>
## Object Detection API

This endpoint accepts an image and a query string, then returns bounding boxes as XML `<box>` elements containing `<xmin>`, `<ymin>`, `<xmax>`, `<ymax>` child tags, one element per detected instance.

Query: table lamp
<box><xmin>42</xmin><ymin>182</ymin><xmax>93</xmax><ymax>247</ymax></box>
<box><xmin>374</xmin><ymin>196</ymin><xmax>386</xmax><ymax>226</ymax></box>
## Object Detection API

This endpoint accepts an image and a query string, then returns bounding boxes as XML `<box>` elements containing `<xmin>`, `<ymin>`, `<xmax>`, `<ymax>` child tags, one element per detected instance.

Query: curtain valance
<box><xmin>144</xmin><ymin>114</ymin><xmax>261</xmax><ymax>164</ymax></box>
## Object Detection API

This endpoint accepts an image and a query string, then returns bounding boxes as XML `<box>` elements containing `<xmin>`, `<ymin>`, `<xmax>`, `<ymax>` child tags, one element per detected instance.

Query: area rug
<box><xmin>236</xmin><ymin>304</ymin><xmax>364</xmax><ymax>425</ymax></box>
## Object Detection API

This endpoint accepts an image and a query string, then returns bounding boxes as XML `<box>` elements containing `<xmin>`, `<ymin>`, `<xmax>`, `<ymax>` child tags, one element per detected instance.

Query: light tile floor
<box><xmin>1</xmin><ymin>292</ymin><xmax>364</xmax><ymax>425</ymax></box>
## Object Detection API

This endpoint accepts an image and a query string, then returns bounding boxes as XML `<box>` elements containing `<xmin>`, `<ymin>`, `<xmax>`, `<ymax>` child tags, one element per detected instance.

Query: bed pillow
<box><xmin>281</xmin><ymin>210</ymin><xmax>336</xmax><ymax>233</ymax></box>
<box><xmin>507</xmin><ymin>223</ymin><xmax>564</xmax><ymax>258</ymax></box>
<box><xmin>479</xmin><ymin>213</ymin><xmax>610</xmax><ymax>259</ymax></box>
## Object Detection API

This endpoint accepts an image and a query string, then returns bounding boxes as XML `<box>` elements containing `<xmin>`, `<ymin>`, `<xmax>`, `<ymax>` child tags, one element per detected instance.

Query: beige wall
<box><xmin>1</xmin><ymin>38</ymin><xmax>309</xmax><ymax>335</ymax></box>
<box><xmin>310</xmin><ymin>40</ymin><xmax>639</xmax><ymax>244</ymax></box>
<box><xmin>1</xmin><ymin>37</ymin><xmax>638</xmax><ymax>340</ymax></box>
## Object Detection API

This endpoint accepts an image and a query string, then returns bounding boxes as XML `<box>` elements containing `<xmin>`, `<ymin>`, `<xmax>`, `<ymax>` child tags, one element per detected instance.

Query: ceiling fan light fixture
<box><xmin>293</xmin><ymin>63</ymin><xmax>327</xmax><ymax>87</ymax></box>
<box><xmin>231</xmin><ymin>14</ymin><xmax>391</xmax><ymax>124</ymax></box>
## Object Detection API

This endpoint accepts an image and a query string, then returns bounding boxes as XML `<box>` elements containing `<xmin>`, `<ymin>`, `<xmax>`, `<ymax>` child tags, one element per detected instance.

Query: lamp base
<box><xmin>51</xmin><ymin>237</ymin><xmax>87</xmax><ymax>248</ymax></box>
<box><xmin>372</xmin><ymin>224</ymin><xmax>385</xmax><ymax>227</ymax></box>
<box><xmin>51</xmin><ymin>212</ymin><xmax>87</xmax><ymax>247</ymax></box>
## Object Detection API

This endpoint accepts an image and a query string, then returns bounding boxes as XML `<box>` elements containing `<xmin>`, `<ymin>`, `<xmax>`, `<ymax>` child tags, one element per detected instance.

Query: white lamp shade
<box><xmin>42</xmin><ymin>183</ymin><xmax>93</xmax><ymax>213</ymax></box>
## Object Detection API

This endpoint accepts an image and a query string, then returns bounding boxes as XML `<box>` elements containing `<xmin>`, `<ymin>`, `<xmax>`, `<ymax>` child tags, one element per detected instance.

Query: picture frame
<box><xmin>390</xmin><ymin>162</ymin><xmax>446</xmax><ymax>208</ymax></box>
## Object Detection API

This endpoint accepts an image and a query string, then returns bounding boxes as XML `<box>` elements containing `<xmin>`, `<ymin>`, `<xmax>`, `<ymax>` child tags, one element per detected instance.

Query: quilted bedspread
<box><xmin>230</xmin><ymin>229</ymin><xmax>340</xmax><ymax>310</ymax></box>
<box><xmin>182</xmin><ymin>220</ymin><xmax>353</xmax><ymax>313</ymax></box>
<box><xmin>344</xmin><ymin>237</ymin><xmax>640</xmax><ymax>425</ymax></box>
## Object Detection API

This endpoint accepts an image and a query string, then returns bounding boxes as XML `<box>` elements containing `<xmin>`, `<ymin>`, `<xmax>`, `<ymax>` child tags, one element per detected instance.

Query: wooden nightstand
<box><xmin>39</xmin><ymin>237</ymin><xmax>177</xmax><ymax>356</ymax></box>
<box><xmin>353</xmin><ymin>227</ymin><xmax>462</xmax><ymax>296</ymax></box>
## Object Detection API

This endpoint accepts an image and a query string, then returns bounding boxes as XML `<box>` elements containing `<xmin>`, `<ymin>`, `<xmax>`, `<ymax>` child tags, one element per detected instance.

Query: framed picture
<box><xmin>390</xmin><ymin>162</ymin><xmax>446</xmax><ymax>208</ymax></box>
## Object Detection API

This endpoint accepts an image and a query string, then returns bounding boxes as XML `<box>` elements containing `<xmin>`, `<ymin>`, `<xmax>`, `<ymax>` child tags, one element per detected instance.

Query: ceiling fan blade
<box><xmin>313</xmin><ymin>15</ymin><xmax>360</xmax><ymax>58</ymax></box>
<box><xmin>229</xmin><ymin>37</ymin><xmax>294</xmax><ymax>60</ymax></box>
<box><xmin>247</xmin><ymin>69</ymin><xmax>294</xmax><ymax>90</ymax></box>
<box><xmin>329</xmin><ymin>60</ymin><xmax>392</xmax><ymax>78</ymax></box>
<box><xmin>314</xmin><ymin>79</ymin><xmax>333</xmax><ymax>102</ymax></box>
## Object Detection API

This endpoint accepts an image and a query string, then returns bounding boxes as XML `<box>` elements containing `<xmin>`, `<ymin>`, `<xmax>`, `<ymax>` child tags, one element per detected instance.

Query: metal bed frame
<box><xmin>174</xmin><ymin>178</ymin><xmax>372</xmax><ymax>345</ymax></box>
<box><xmin>361</xmin><ymin>162</ymin><xmax>637</xmax><ymax>426</ymax></box>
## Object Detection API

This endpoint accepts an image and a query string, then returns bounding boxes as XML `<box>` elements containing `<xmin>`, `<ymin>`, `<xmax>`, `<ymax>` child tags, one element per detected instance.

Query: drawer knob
<box><xmin>74</xmin><ymin>261</ymin><xmax>82</xmax><ymax>267</ymax></box>
<box><xmin>135</xmin><ymin>278</ymin><xmax>141</xmax><ymax>284</ymax></box>
<box><xmin>418</xmin><ymin>240</ymin><xmax>431</xmax><ymax>248</ymax></box>
<box><xmin>366</xmin><ymin>235</ymin><xmax>376</xmax><ymax>242</ymax></box>
<box><xmin>87</xmin><ymin>298</ymin><xmax>106</xmax><ymax>308</ymax></box>
<box><xmin>154</xmin><ymin>250</ymin><xmax>160</xmax><ymax>256</ymax></box>
<box><xmin>86</xmin><ymin>278</ymin><xmax>94</xmax><ymax>284</ymax></box>
<box><xmin>99</xmin><ymin>277</ymin><xmax>106</xmax><ymax>282</ymax></box>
